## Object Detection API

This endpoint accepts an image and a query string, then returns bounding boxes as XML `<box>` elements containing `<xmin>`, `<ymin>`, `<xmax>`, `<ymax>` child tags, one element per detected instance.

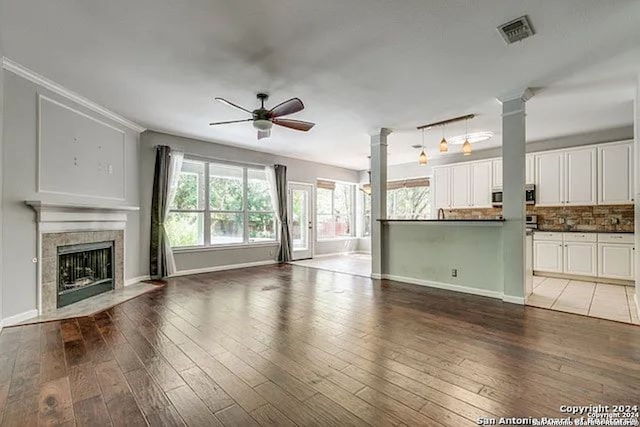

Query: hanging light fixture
<box><xmin>462</xmin><ymin>118</ymin><xmax>471</xmax><ymax>156</ymax></box>
<box><xmin>418</xmin><ymin>128</ymin><xmax>428</xmax><ymax>165</ymax></box>
<box><xmin>439</xmin><ymin>124</ymin><xmax>448</xmax><ymax>153</ymax></box>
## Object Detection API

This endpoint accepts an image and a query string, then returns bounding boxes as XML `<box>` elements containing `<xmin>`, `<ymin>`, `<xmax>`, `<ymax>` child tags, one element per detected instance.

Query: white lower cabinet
<box><xmin>598</xmin><ymin>243</ymin><xmax>634</xmax><ymax>280</ymax></box>
<box><xmin>563</xmin><ymin>242</ymin><xmax>597</xmax><ymax>276</ymax></box>
<box><xmin>533</xmin><ymin>232</ymin><xmax>634</xmax><ymax>281</ymax></box>
<box><xmin>533</xmin><ymin>240</ymin><xmax>563</xmax><ymax>273</ymax></box>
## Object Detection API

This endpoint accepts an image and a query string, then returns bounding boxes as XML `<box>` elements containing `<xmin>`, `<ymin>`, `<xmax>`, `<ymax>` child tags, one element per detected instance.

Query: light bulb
<box><xmin>462</xmin><ymin>139</ymin><xmax>472</xmax><ymax>156</ymax></box>
<box><xmin>439</xmin><ymin>137</ymin><xmax>448</xmax><ymax>153</ymax></box>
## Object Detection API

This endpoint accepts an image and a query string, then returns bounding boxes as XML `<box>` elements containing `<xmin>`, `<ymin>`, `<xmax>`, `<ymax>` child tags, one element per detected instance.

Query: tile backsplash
<box><xmin>443</xmin><ymin>204</ymin><xmax>634</xmax><ymax>232</ymax></box>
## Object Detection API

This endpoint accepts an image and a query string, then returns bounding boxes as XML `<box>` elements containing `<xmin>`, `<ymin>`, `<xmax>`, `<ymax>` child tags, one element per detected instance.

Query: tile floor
<box><xmin>527</xmin><ymin>276</ymin><xmax>640</xmax><ymax>324</ymax></box>
<box><xmin>291</xmin><ymin>253</ymin><xmax>372</xmax><ymax>277</ymax></box>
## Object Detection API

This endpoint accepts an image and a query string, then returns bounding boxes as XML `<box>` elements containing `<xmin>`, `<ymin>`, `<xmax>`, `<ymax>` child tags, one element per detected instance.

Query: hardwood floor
<box><xmin>1</xmin><ymin>264</ymin><xmax>639</xmax><ymax>426</ymax></box>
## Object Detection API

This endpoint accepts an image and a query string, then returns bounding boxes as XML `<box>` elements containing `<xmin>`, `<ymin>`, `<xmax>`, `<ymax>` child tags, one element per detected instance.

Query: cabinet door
<box><xmin>533</xmin><ymin>240</ymin><xmax>563</xmax><ymax>273</ymax></box>
<box><xmin>433</xmin><ymin>167</ymin><xmax>451</xmax><ymax>208</ymax></box>
<box><xmin>598</xmin><ymin>142</ymin><xmax>633</xmax><ymax>205</ymax></box>
<box><xmin>563</xmin><ymin>242</ymin><xmax>597</xmax><ymax>276</ymax></box>
<box><xmin>526</xmin><ymin>154</ymin><xmax>535</xmax><ymax>185</ymax></box>
<box><xmin>492</xmin><ymin>159</ymin><xmax>502</xmax><ymax>188</ymax></box>
<box><xmin>598</xmin><ymin>244</ymin><xmax>634</xmax><ymax>280</ymax></box>
<box><xmin>471</xmin><ymin>161</ymin><xmax>492</xmax><ymax>207</ymax></box>
<box><xmin>535</xmin><ymin>152</ymin><xmax>564</xmax><ymax>206</ymax></box>
<box><xmin>451</xmin><ymin>164</ymin><xmax>470</xmax><ymax>208</ymax></box>
<box><xmin>565</xmin><ymin>148</ymin><xmax>597</xmax><ymax>206</ymax></box>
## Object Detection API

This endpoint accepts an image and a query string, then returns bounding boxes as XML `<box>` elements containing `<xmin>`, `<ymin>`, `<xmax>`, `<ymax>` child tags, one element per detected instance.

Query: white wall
<box><xmin>1</xmin><ymin>70</ymin><xmax>143</xmax><ymax>320</ymax></box>
<box><xmin>139</xmin><ymin>131</ymin><xmax>360</xmax><ymax>274</ymax></box>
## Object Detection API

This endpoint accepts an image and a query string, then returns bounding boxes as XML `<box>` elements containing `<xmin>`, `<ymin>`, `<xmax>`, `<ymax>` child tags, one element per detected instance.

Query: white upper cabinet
<box><xmin>451</xmin><ymin>164</ymin><xmax>471</xmax><ymax>208</ymax></box>
<box><xmin>598</xmin><ymin>142</ymin><xmax>634</xmax><ymax>205</ymax></box>
<box><xmin>491</xmin><ymin>159</ymin><xmax>502</xmax><ymax>188</ymax></box>
<box><xmin>564</xmin><ymin>147</ymin><xmax>597</xmax><ymax>206</ymax></box>
<box><xmin>471</xmin><ymin>161</ymin><xmax>492</xmax><ymax>208</ymax></box>
<box><xmin>535</xmin><ymin>152</ymin><xmax>564</xmax><ymax>206</ymax></box>
<box><xmin>526</xmin><ymin>154</ymin><xmax>535</xmax><ymax>185</ymax></box>
<box><xmin>433</xmin><ymin>167</ymin><xmax>451</xmax><ymax>209</ymax></box>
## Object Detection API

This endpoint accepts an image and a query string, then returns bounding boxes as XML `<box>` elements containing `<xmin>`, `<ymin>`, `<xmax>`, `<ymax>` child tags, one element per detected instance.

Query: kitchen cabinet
<box><xmin>534</xmin><ymin>240</ymin><xmax>563</xmax><ymax>273</ymax></box>
<box><xmin>470</xmin><ymin>161</ymin><xmax>492</xmax><ymax>207</ymax></box>
<box><xmin>564</xmin><ymin>147</ymin><xmax>597</xmax><ymax>206</ymax></box>
<box><xmin>598</xmin><ymin>141</ymin><xmax>634</xmax><ymax>205</ymax></box>
<box><xmin>563</xmin><ymin>240</ymin><xmax>597</xmax><ymax>277</ymax></box>
<box><xmin>433</xmin><ymin>167</ymin><xmax>451</xmax><ymax>209</ymax></box>
<box><xmin>598</xmin><ymin>233</ymin><xmax>634</xmax><ymax>280</ymax></box>
<box><xmin>491</xmin><ymin>155</ymin><xmax>534</xmax><ymax>188</ymax></box>
<box><xmin>535</xmin><ymin>152</ymin><xmax>564</xmax><ymax>206</ymax></box>
<box><xmin>451</xmin><ymin>164</ymin><xmax>470</xmax><ymax>208</ymax></box>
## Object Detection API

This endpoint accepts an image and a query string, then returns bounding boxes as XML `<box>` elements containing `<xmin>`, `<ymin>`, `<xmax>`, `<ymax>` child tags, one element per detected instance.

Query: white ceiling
<box><xmin>1</xmin><ymin>0</ymin><xmax>639</xmax><ymax>170</ymax></box>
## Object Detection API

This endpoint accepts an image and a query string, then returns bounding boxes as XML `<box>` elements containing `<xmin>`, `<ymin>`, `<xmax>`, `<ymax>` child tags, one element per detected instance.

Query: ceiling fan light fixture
<box><xmin>462</xmin><ymin>139</ymin><xmax>472</xmax><ymax>156</ymax></box>
<box><xmin>253</xmin><ymin>119</ymin><xmax>273</xmax><ymax>131</ymax></box>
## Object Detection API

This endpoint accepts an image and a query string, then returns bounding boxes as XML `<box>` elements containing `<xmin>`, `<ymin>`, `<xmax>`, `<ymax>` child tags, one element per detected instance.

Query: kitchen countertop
<box><xmin>535</xmin><ymin>229</ymin><xmax>634</xmax><ymax>234</ymax></box>
<box><xmin>378</xmin><ymin>219</ymin><xmax>505</xmax><ymax>222</ymax></box>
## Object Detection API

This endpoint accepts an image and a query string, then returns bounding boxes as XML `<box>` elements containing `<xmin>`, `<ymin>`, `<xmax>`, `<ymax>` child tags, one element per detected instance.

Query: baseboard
<box><xmin>313</xmin><ymin>251</ymin><xmax>356</xmax><ymax>258</ymax></box>
<box><xmin>2</xmin><ymin>309</ymin><xmax>39</xmax><ymax>327</ymax></box>
<box><xmin>125</xmin><ymin>275</ymin><xmax>151</xmax><ymax>287</ymax></box>
<box><xmin>169</xmin><ymin>260</ymin><xmax>278</xmax><ymax>278</ymax></box>
<box><xmin>534</xmin><ymin>271</ymin><xmax>634</xmax><ymax>286</ymax></box>
<box><xmin>635</xmin><ymin>292</ymin><xmax>640</xmax><ymax>321</ymax></box>
<box><xmin>502</xmin><ymin>295</ymin><xmax>525</xmax><ymax>305</ymax></box>
<box><xmin>370</xmin><ymin>273</ymin><xmax>383</xmax><ymax>280</ymax></box>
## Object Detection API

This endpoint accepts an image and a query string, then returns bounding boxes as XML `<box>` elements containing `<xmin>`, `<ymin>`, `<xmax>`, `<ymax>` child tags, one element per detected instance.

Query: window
<box><xmin>387</xmin><ymin>178</ymin><xmax>431</xmax><ymax>219</ymax></box>
<box><xmin>363</xmin><ymin>192</ymin><xmax>371</xmax><ymax>237</ymax></box>
<box><xmin>316</xmin><ymin>180</ymin><xmax>355</xmax><ymax>239</ymax></box>
<box><xmin>167</xmin><ymin>158</ymin><xmax>277</xmax><ymax>248</ymax></box>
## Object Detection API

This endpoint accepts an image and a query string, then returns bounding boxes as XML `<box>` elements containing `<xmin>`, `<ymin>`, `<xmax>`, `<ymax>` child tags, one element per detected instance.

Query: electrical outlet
<box><xmin>558</xmin><ymin>218</ymin><xmax>565</xmax><ymax>224</ymax></box>
<box><xmin>451</xmin><ymin>269</ymin><xmax>457</xmax><ymax>277</ymax></box>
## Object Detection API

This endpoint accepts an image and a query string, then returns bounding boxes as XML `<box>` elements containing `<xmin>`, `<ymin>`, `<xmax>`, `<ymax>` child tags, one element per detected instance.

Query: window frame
<box><xmin>169</xmin><ymin>156</ymin><xmax>278</xmax><ymax>251</ymax></box>
<box><xmin>316</xmin><ymin>180</ymin><xmax>357</xmax><ymax>241</ymax></box>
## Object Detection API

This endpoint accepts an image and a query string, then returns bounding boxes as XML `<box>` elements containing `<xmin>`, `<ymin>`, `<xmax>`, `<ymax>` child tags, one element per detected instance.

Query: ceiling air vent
<box><xmin>498</xmin><ymin>15</ymin><xmax>534</xmax><ymax>44</ymax></box>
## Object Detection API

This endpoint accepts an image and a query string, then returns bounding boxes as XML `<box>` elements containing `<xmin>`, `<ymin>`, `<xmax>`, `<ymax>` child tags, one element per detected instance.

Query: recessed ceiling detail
<box><xmin>448</xmin><ymin>131</ymin><xmax>494</xmax><ymax>145</ymax></box>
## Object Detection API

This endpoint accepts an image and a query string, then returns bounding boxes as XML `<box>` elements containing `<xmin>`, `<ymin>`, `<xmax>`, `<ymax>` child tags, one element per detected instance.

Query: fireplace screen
<box><xmin>57</xmin><ymin>241</ymin><xmax>115</xmax><ymax>308</ymax></box>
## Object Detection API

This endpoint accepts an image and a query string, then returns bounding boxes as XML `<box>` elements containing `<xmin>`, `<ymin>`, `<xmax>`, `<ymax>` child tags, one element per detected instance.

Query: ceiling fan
<box><xmin>210</xmin><ymin>93</ymin><xmax>315</xmax><ymax>140</ymax></box>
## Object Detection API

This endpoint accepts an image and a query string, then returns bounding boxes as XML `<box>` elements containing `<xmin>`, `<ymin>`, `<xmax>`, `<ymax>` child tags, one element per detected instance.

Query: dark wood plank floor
<box><xmin>1</xmin><ymin>264</ymin><xmax>639</xmax><ymax>426</ymax></box>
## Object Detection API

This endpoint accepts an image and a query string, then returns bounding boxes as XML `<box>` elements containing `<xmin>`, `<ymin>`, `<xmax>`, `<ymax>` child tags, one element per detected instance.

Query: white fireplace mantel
<box><xmin>26</xmin><ymin>201</ymin><xmax>139</xmax><ymax>230</ymax></box>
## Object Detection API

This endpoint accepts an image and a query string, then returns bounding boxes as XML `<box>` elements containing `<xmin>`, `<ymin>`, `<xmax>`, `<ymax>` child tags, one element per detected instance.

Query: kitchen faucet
<box><xmin>437</xmin><ymin>208</ymin><xmax>445</xmax><ymax>220</ymax></box>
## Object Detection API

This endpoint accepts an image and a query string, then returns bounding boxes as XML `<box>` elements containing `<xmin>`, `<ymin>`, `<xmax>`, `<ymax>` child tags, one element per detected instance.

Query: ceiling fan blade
<box><xmin>272</xmin><ymin>118</ymin><xmax>315</xmax><ymax>132</ymax></box>
<box><xmin>215</xmin><ymin>97</ymin><xmax>253</xmax><ymax>114</ymax></box>
<box><xmin>268</xmin><ymin>98</ymin><xmax>304</xmax><ymax>118</ymax></box>
<box><xmin>257</xmin><ymin>129</ymin><xmax>271</xmax><ymax>140</ymax></box>
<box><xmin>209</xmin><ymin>118</ymin><xmax>253</xmax><ymax>126</ymax></box>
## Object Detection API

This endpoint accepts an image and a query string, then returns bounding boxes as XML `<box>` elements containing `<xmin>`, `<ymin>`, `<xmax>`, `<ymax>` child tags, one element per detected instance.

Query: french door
<box><xmin>288</xmin><ymin>182</ymin><xmax>314</xmax><ymax>260</ymax></box>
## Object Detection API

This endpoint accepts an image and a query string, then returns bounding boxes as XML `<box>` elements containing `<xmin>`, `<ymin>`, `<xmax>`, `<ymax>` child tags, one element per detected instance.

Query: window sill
<box><xmin>316</xmin><ymin>236</ymin><xmax>359</xmax><ymax>242</ymax></box>
<box><xmin>172</xmin><ymin>241</ymin><xmax>279</xmax><ymax>254</ymax></box>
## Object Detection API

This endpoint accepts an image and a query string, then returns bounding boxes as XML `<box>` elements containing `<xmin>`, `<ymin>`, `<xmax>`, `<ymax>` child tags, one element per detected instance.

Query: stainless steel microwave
<box><xmin>492</xmin><ymin>184</ymin><xmax>535</xmax><ymax>207</ymax></box>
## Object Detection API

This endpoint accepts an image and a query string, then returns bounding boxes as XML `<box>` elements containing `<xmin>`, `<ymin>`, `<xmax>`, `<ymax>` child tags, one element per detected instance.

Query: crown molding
<box><xmin>1</xmin><ymin>57</ymin><xmax>146</xmax><ymax>133</ymax></box>
<box><xmin>497</xmin><ymin>88</ymin><xmax>534</xmax><ymax>104</ymax></box>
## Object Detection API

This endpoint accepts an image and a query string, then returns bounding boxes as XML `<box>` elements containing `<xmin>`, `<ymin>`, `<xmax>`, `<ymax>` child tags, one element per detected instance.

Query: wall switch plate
<box><xmin>558</xmin><ymin>218</ymin><xmax>565</xmax><ymax>224</ymax></box>
<box><xmin>451</xmin><ymin>269</ymin><xmax>457</xmax><ymax>277</ymax></box>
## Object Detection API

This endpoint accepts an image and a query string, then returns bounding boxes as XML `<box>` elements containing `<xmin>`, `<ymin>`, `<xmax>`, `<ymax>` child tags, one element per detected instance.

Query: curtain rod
<box><xmin>416</xmin><ymin>114</ymin><xmax>475</xmax><ymax>130</ymax></box>
<box><xmin>154</xmin><ymin>145</ymin><xmax>270</xmax><ymax>168</ymax></box>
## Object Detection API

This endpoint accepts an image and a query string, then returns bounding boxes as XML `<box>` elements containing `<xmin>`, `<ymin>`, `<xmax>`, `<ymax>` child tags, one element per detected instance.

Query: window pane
<box><xmin>249</xmin><ymin>213</ymin><xmax>276</xmax><ymax>241</ymax></box>
<box><xmin>334</xmin><ymin>183</ymin><xmax>353</xmax><ymax>236</ymax></box>
<box><xmin>317</xmin><ymin>214</ymin><xmax>335</xmax><ymax>239</ymax></box>
<box><xmin>316</xmin><ymin>188</ymin><xmax>333</xmax><ymax>215</ymax></box>
<box><xmin>247</xmin><ymin>169</ymin><xmax>273</xmax><ymax>211</ymax></box>
<box><xmin>363</xmin><ymin>193</ymin><xmax>371</xmax><ymax>237</ymax></box>
<box><xmin>211</xmin><ymin>212</ymin><xmax>243</xmax><ymax>244</ymax></box>
<box><xmin>388</xmin><ymin>186</ymin><xmax>431</xmax><ymax>219</ymax></box>
<box><xmin>172</xmin><ymin>160</ymin><xmax>205</xmax><ymax>210</ymax></box>
<box><xmin>166</xmin><ymin>212</ymin><xmax>204</xmax><ymax>247</ymax></box>
<box><xmin>210</xmin><ymin>164</ymin><xmax>243</xmax><ymax>211</ymax></box>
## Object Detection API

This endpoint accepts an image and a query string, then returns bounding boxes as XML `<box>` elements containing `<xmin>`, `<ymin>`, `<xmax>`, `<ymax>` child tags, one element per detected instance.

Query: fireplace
<box><xmin>57</xmin><ymin>241</ymin><xmax>115</xmax><ymax>308</ymax></box>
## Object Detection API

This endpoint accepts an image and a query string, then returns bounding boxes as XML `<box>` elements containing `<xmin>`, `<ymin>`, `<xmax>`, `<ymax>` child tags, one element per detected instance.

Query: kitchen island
<box><xmin>379</xmin><ymin>219</ymin><xmax>512</xmax><ymax>301</ymax></box>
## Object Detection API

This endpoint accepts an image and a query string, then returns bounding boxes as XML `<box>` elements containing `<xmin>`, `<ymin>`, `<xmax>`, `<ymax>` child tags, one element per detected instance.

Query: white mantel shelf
<box><xmin>26</xmin><ymin>200</ymin><xmax>139</xmax><ymax>228</ymax></box>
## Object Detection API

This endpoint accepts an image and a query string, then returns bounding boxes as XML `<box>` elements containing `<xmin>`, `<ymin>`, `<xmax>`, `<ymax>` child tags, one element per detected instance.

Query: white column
<box><xmin>634</xmin><ymin>73</ymin><xmax>640</xmax><ymax>318</ymax></box>
<box><xmin>0</xmin><ymin>46</ymin><xmax>5</xmax><ymax>327</ymax></box>
<box><xmin>500</xmin><ymin>89</ymin><xmax>532</xmax><ymax>302</ymax></box>
<box><xmin>370</xmin><ymin>129</ymin><xmax>391</xmax><ymax>277</ymax></box>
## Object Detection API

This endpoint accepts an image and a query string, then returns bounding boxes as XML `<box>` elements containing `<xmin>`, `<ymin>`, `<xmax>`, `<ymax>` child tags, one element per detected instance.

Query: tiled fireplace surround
<box><xmin>444</xmin><ymin>204</ymin><xmax>634</xmax><ymax>232</ymax></box>
<box><xmin>41</xmin><ymin>230</ymin><xmax>124</xmax><ymax>313</ymax></box>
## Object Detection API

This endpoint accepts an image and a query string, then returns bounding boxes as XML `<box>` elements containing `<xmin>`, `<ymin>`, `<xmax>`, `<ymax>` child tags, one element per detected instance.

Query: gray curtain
<box><xmin>150</xmin><ymin>145</ymin><xmax>171</xmax><ymax>279</ymax></box>
<box><xmin>274</xmin><ymin>164</ymin><xmax>293</xmax><ymax>262</ymax></box>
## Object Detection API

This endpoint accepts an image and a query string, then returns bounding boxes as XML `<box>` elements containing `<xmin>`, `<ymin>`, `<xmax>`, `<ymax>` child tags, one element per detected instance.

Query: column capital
<box><xmin>497</xmin><ymin>88</ymin><xmax>533</xmax><ymax>104</ymax></box>
<box><xmin>369</xmin><ymin>128</ymin><xmax>393</xmax><ymax>138</ymax></box>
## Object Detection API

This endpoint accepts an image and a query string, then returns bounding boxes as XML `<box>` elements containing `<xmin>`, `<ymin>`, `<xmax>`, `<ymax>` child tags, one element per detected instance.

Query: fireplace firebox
<box><xmin>57</xmin><ymin>241</ymin><xmax>115</xmax><ymax>308</ymax></box>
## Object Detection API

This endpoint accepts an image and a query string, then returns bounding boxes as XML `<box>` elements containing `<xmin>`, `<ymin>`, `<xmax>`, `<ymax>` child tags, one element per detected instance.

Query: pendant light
<box><xmin>439</xmin><ymin>124</ymin><xmax>448</xmax><ymax>153</ymax></box>
<box><xmin>418</xmin><ymin>128</ymin><xmax>428</xmax><ymax>165</ymax></box>
<box><xmin>462</xmin><ymin>117</ymin><xmax>471</xmax><ymax>156</ymax></box>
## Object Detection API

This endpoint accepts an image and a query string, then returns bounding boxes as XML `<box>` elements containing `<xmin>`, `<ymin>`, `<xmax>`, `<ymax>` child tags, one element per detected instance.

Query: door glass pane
<box><xmin>211</xmin><ymin>213</ymin><xmax>243</xmax><ymax>244</ymax></box>
<box><xmin>166</xmin><ymin>212</ymin><xmax>204</xmax><ymax>247</ymax></box>
<box><xmin>291</xmin><ymin>189</ymin><xmax>307</xmax><ymax>250</ymax></box>
<box><xmin>249</xmin><ymin>213</ymin><xmax>276</xmax><ymax>242</ymax></box>
<box><xmin>210</xmin><ymin>164</ymin><xmax>243</xmax><ymax>211</ymax></box>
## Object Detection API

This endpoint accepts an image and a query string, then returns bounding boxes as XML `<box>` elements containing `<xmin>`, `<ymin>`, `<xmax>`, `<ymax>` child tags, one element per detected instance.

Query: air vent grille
<box><xmin>498</xmin><ymin>15</ymin><xmax>534</xmax><ymax>44</ymax></box>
